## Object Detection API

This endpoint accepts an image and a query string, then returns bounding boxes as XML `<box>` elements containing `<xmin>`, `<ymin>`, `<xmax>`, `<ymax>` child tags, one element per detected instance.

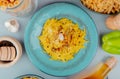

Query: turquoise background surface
<box><xmin>0</xmin><ymin>0</ymin><xmax>119</xmax><ymax>79</ymax></box>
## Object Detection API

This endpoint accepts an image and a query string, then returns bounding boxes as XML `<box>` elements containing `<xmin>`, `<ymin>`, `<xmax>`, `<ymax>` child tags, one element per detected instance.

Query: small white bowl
<box><xmin>0</xmin><ymin>36</ymin><xmax>22</xmax><ymax>67</ymax></box>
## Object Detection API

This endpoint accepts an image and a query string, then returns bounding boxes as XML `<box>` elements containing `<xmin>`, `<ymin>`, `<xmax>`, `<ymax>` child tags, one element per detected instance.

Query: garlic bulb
<box><xmin>4</xmin><ymin>19</ymin><xmax>19</xmax><ymax>32</ymax></box>
<box><xmin>106</xmin><ymin>14</ymin><xmax>120</xmax><ymax>30</ymax></box>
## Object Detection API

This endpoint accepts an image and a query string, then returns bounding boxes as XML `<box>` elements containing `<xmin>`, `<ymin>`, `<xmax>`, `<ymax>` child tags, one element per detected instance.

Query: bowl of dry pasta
<box><xmin>0</xmin><ymin>0</ymin><xmax>37</xmax><ymax>16</ymax></box>
<box><xmin>80</xmin><ymin>0</ymin><xmax>120</xmax><ymax>14</ymax></box>
<box><xmin>24</xmin><ymin>2</ymin><xmax>98</xmax><ymax>76</ymax></box>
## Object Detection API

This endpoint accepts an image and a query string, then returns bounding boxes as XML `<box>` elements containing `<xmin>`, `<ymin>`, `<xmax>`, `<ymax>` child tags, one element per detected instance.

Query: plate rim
<box><xmin>24</xmin><ymin>2</ymin><xmax>99</xmax><ymax>77</ymax></box>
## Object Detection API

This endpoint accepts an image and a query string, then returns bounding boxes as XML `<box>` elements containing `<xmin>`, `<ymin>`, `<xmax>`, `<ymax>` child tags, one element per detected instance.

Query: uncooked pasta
<box><xmin>81</xmin><ymin>0</ymin><xmax>120</xmax><ymax>14</ymax></box>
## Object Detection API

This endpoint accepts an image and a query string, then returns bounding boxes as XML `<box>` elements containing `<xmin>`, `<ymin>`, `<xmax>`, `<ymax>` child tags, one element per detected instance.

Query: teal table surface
<box><xmin>0</xmin><ymin>0</ymin><xmax>119</xmax><ymax>79</ymax></box>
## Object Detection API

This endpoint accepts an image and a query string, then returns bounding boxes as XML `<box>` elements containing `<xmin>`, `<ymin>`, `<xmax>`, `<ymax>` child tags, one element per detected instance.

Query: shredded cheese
<box><xmin>39</xmin><ymin>18</ymin><xmax>86</xmax><ymax>62</ymax></box>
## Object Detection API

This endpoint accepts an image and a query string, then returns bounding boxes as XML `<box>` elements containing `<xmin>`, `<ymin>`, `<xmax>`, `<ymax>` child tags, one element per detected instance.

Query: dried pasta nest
<box><xmin>81</xmin><ymin>0</ymin><xmax>120</xmax><ymax>14</ymax></box>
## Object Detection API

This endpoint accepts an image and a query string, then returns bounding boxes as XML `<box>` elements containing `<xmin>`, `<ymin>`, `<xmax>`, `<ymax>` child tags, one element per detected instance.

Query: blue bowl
<box><xmin>24</xmin><ymin>2</ymin><xmax>98</xmax><ymax>76</ymax></box>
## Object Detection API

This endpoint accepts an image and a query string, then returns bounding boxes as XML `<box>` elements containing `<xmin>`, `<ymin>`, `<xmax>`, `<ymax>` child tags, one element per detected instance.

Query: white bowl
<box><xmin>0</xmin><ymin>36</ymin><xmax>22</xmax><ymax>67</ymax></box>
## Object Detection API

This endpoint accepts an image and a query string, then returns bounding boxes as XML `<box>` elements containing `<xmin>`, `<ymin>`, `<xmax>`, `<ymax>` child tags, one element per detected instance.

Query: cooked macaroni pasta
<box><xmin>39</xmin><ymin>18</ymin><xmax>86</xmax><ymax>62</ymax></box>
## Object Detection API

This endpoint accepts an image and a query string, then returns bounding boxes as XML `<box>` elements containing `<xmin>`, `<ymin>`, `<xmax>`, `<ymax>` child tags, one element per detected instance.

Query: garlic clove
<box><xmin>0</xmin><ymin>48</ymin><xmax>2</xmax><ymax>60</ymax></box>
<box><xmin>1</xmin><ymin>47</ymin><xmax>8</xmax><ymax>61</ymax></box>
<box><xmin>5</xmin><ymin>21</ymin><xmax>11</xmax><ymax>28</ymax></box>
<box><xmin>10</xmin><ymin>47</ymin><xmax>16</xmax><ymax>60</ymax></box>
<box><xmin>9</xmin><ymin>47</ymin><xmax>13</xmax><ymax>61</ymax></box>
<box><xmin>4</xmin><ymin>19</ymin><xmax>19</xmax><ymax>32</ymax></box>
<box><xmin>59</xmin><ymin>33</ymin><xmax>64</xmax><ymax>41</ymax></box>
<box><xmin>7</xmin><ymin>47</ymin><xmax>11</xmax><ymax>61</ymax></box>
<box><xmin>113</xmin><ymin>14</ymin><xmax>120</xmax><ymax>30</ymax></box>
<box><xmin>106</xmin><ymin>16</ymin><xmax>118</xmax><ymax>30</ymax></box>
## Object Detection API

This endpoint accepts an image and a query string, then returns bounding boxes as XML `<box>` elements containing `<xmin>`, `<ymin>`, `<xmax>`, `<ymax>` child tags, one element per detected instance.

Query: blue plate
<box><xmin>24</xmin><ymin>3</ymin><xmax>98</xmax><ymax>76</ymax></box>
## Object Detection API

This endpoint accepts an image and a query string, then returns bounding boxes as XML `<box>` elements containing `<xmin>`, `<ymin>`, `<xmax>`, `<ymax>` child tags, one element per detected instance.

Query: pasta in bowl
<box><xmin>38</xmin><ymin>18</ymin><xmax>86</xmax><ymax>62</ymax></box>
